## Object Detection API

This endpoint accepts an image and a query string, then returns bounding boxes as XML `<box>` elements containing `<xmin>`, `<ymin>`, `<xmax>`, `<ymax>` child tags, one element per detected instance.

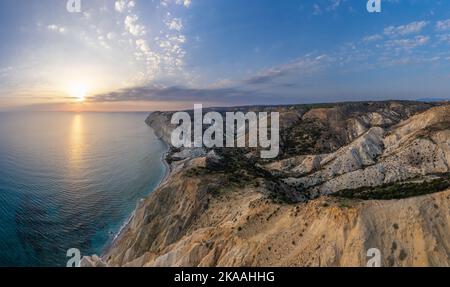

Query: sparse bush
<box><xmin>333</xmin><ymin>175</ymin><xmax>450</xmax><ymax>200</ymax></box>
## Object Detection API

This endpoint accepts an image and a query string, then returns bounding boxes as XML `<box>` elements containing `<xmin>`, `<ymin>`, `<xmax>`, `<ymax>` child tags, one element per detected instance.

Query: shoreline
<box><xmin>84</xmin><ymin>102</ymin><xmax>450</xmax><ymax>267</ymax></box>
<box><xmin>100</xmin><ymin>134</ymin><xmax>171</xmax><ymax>259</ymax></box>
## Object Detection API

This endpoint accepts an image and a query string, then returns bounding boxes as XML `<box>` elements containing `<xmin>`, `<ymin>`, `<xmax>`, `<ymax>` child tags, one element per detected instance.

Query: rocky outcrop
<box><xmin>80</xmin><ymin>255</ymin><xmax>107</xmax><ymax>267</ymax></box>
<box><xmin>85</xmin><ymin>101</ymin><xmax>450</xmax><ymax>267</ymax></box>
<box><xmin>145</xmin><ymin>112</ymin><xmax>174</xmax><ymax>144</ymax></box>
<box><xmin>96</xmin><ymin>158</ymin><xmax>450</xmax><ymax>266</ymax></box>
<box><xmin>281</xmin><ymin>105</ymin><xmax>450</xmax><ymax>198</ymax></box>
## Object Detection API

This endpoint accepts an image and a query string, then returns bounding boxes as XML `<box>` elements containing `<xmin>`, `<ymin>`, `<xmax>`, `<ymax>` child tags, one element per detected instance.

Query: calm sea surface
<box><xmin>0</xmin><ymin>112</ymin><xmax>167</xmax><ymax>266</ymax></box>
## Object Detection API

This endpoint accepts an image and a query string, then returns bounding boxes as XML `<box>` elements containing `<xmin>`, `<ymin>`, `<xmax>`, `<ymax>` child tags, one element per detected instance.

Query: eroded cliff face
<box><xmin>280</xmin><ymin>105</ymin><xmax>450</xmax><ymax>199</ymax></box>
<box><xmin>91</xmin><ymin>159</ymin><xmax>450</xmax><ymax>267</ymax></box>
<box><xmin>83</xmin><ymin>101</ymin><xmax>450</xmax><ymax>267</ymax></box>
<box><xmin>145</xmin><ymin>112</ymin><xmax>174</xmax><ymax>145</ymax></box>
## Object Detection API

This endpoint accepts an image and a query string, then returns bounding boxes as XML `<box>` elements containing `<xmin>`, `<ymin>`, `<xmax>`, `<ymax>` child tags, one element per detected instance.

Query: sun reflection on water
<box><xmin>68</xmin><ymin>114</ymin><xmax>85</xmax><ymax>173</ymax></box>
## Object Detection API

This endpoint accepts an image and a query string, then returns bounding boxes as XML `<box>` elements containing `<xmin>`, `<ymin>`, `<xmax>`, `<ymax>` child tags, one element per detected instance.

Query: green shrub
<box><xmin>333</xmin><ymin>175</ymin><xmax>450</xmax><ymax>200</ymax></box>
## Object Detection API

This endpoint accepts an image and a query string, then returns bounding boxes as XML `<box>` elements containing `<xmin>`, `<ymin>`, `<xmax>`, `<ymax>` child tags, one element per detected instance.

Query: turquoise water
<box><xmin>0</xmin><ymin>112</ymin><xmax>167</xmax><ymax>266</ymax></box>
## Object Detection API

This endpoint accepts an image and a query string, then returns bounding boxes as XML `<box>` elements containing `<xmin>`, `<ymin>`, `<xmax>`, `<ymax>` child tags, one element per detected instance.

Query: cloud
<box><xmin>343</xmin><ymin>18</ymin><xmax>450</xmax><ymax>68</ymax></box>
<box><xmin>246</xmin><ymin>54</ymin><xmax>332</xmax><ymax>85</ymax></box>
<box><xmin>88</xmin><ymin>53</ymin><xmax>334</xmax><ymax>105</ymax></box>
<box><xmin>47</xmin><ymin>24</ymin><xmax>67</xmax><ymax>34</ymax></box>
<box><xmin>88</xmin><ymin>82</ymin><xmax>311</xmax><ymax>107</ymax></box>
<box><xmin>115</xmin><ymin>0</ymin><xmax>126</xmax><ymax>12</ymax></box>
<box><xmin>111</xmin><ymin>0</ymin><xmax>189</xmax><ymax>83</ymax></box>
<box><xmin>86</xmin><ymin>13</ymin><xmax>449</xmax><ymax>106</ymax></box>
<box><xmin>89</xmin><ymin>85</ymin><xmax>256</xmax><ymax>104</ymax></box>
<box><xmin>312</xmin><ymin>0</ymin><xmax>347</xmax><ymax>15</ymax></box>
<box><xmin>0</xmin><ymin>66</ymin><xmax>12</xmax><ymax>78</ymax></box>
<box><xmin>165</xmin><ymin>17</ymin><xmax>183</xmax><ymax>31</ymax></box>
<box><xmin>136</xmin><ymin>39</ymin><xmax>151</xmax><ymax>54</ymax></box>
<box><xmin>115</xmin><ymin>0</ymin><xmax>135</xmax><ymax>13</ymax></box>
<box><xmin>328</xmin><ymin>0</ymin><xmax>343</xmax><ymax>11</ymax></box>
<box><xmin>438</xmin><ymin>34</ymin><xmax>450</xmax><ymax>44</ymax></box>
<box><xmin>436</xmin><ymin>19</ymin><xmax>450</xmax><ymax>31</ymax></box>
<box><xmin>161</xmin><ymin>0</ymin><xmax>192</xmax><ymax>8</ymax></box>
<box><xmin>106</xmin><ymin>32</ymin><xmax>116</xmax><ymax>40</ymax></box>
<box><xmin>384</xmin><ymin>35</ymin><xmax>430</xmax><ymax>51</ymax></box>
<box><xmin>124</xmin><ymin>15</ymin><xmax>146</xmax><ymax>36</ymax></box>
<box><xmin>384</xmin><ymin>21</ymin><xmax>429</xmax><ymax>37</ymax></box>
<box><xmin>363</xmin><ymin>34</ymin><xmax>383</xmax><ymax>43</ymax></box>
<box><xmin>380</xmin><ymin>54</ymin><xmax>443</xmax><ymax>67</ymax></box>
<box><xmin>312</xmin><ymin>4</ymin><xmax>322</xmax><ymax>15</ymax></box>
<box><xmin>83</xmin><ymin>13</ymin><xmax>450</xmax><ymax>108</ymax></box>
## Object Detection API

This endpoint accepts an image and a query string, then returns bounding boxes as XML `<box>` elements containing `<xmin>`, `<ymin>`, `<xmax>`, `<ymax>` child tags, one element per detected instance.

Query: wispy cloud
<box><xmin>0</xmin><ymin>66</ymin><xmax>13</xmax><ymax>78</ymax></box>
<box><xmin>89</xmin><ymin>85</ymin><xmax>243</xmax><ymax>103</ymax></box>
<box><xmin>88</xmin><ymin>53</ymin><xmax>334</xmax><ymax>105</ymax></box>
<box><xmin>112</xmin><ymin>0</ymin><xmax>190</xmax><ymax>83</ymax></box>
<box><xmin>161</xmin><ymin>0</ymin><xmax>191</xmax><ymax>8</ymax></box>
<box><xmin>124</xmin><ymin>15</ymin><xmax>146</xmax><ymax>36</ymax></box>
<box><xmin>384</xmin><ymin>35</ymin><xmax>430</xmax><ymax>51</ymax></box>
<box><xmin>115</xmin><ymin>0</ymin><xmax>135</xmax><ymax>13</ymax></box>
<box><xmin>328</xmin><ymin>0</ymin><xmax>344</xmax><ymax>11</ymax></box>
<box><xmin>384</xmin><ymin>21</ymin><xmax>429</xmax><ymax>37</ymax></box>
<box><xmin>165</xmin><ymin>17</ymin><xmax>183</xmax><ymax>32</ymax></box>
<box><xmin>3</xmin><ymin>0</ymin><xmax>450</xmax><ymax>110</ymax></box>
<box><xmin>47</xmin><ymin>24</ymin><xmax>66</xmax><ymax>34</ymax></box>
<box><xmin>363</xmin><ymin>34</ymin><xmax>383</xmax><ymax>43</ymax></box>
<box><xmin>436</xmin><ymin>19</ymin><xmax>450</xmax><ymax>31</ymax></box>
<box><xmin>312</xmin><ymin>0</ymin><xmax>346</xmax><ymax>15</ymax></box>
<box><xmin>87</xmin><ymin>14</ymin><xmax>450</xmax><ymax>105</ymax></box>
<box><xmin>246</xmin><ymin>54</ymin><xmax>332</xmax><ymax>85</ymax></box>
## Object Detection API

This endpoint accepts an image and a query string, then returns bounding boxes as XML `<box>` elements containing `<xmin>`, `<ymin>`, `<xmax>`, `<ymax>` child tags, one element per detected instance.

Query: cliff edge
<box><xmin>83</xmin><ymin>101</ymin><xmax>450</xmax><ymax>267</ymax></box>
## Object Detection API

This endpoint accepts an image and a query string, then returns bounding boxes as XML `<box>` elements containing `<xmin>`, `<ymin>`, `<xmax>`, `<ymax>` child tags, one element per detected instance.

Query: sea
<box><xmin>0</xmin><ymin>112</ymin><xmax>167</xmax><ymax>266</ymax></box>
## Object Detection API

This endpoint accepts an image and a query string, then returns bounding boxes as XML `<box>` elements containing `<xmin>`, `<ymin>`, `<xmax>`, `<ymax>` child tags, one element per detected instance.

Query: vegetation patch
<box><xmin>333</xmin><ymin>175</ymin><xmax>450</xmax><ymax>200</ymax></box>
<box><xmin>281</xmin><ymin>119</ymin><xmax>330</xmax><ymax>157</ymax></box>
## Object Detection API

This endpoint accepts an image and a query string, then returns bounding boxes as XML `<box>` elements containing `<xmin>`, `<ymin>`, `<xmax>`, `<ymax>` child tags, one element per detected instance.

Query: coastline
<box><xmin>159</xmin><ymin>150</ymin><xmax>172</xmax><ymax>185</ymax></box>
<box><xmin>100</xmin><ymin>132</ymin><xmax>171</xmax><ymax>258</ymax></box>
<box><xmin>84</xmin><ymin>102</ymin><xmax>450</xmax><ymax>267</ymax></box>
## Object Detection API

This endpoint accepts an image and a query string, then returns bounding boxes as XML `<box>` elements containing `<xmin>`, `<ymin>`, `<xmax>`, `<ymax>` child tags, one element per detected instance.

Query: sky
<box><xmin>0</xmin><ymin>0</ymin><xmax>450</xmax><ymax>111</ymax></box>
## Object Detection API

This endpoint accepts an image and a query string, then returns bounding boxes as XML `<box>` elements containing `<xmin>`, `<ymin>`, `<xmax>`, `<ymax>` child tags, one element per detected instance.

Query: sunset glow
<box><xmin>0</xmin><ymin>0</ymin><xmax>449</xmax><ymax>111</ymax></box>
<box><xmin>68</xmin><ymin>83</ymin><xmax>88</xmax><ymax>102</ymax></box>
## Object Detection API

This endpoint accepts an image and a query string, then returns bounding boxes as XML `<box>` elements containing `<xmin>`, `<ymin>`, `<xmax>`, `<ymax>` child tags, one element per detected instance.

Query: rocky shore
<box><xmin>83</xmin><ymin>101</ymin><xmax>450</xmax><ymax>267</ymax></box>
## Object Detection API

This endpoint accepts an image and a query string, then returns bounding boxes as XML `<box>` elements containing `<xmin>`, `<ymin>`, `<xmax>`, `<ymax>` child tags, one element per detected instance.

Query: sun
<box><xmin>68</xmin><ymin>83</ymin><xmax>88</xmax><ymax>102</ymax></box>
